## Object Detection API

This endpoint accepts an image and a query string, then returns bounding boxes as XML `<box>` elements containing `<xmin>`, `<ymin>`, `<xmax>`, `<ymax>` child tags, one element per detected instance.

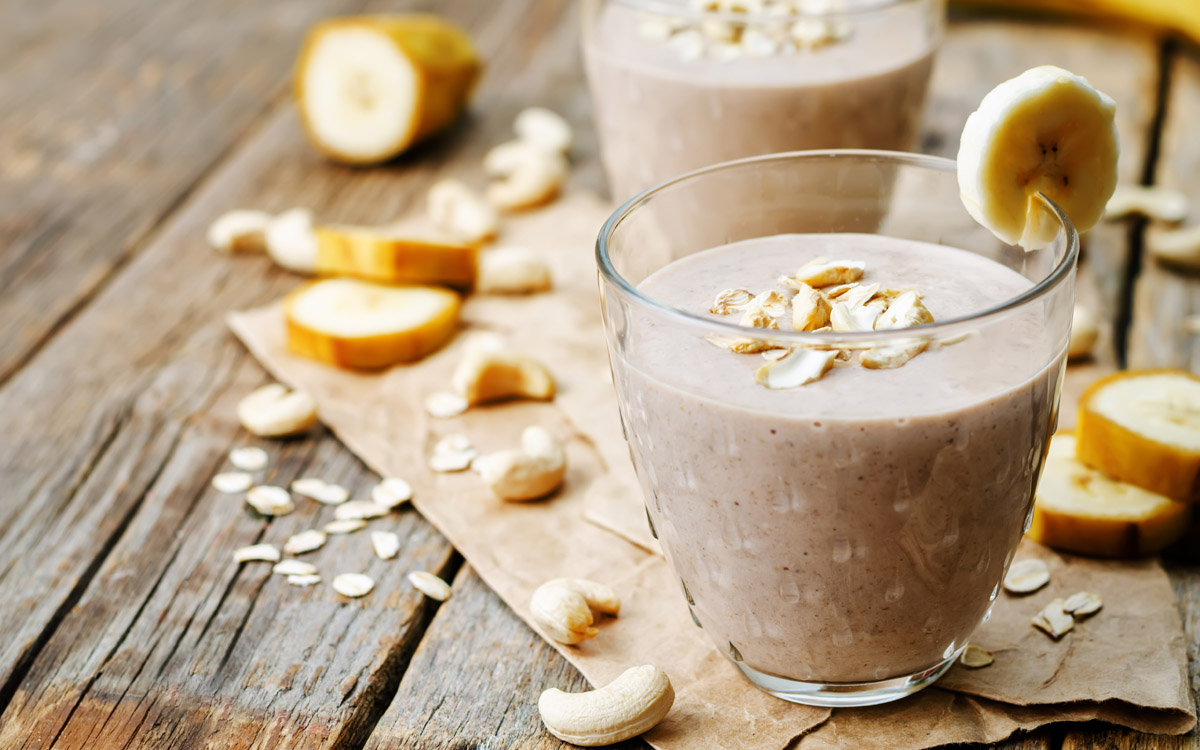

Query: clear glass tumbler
<box><xmin>581</xmin><ymin>0</ymin><xmax>945</xmax><ymax>202</ymax></box>
<box><xmin>596</xmin><ymin>150</ymin><xmax>1077</xmax><ymax>707</ymax></box>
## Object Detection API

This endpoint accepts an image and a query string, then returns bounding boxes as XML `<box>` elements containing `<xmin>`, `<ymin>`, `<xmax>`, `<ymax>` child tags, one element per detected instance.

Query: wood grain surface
<box><xmin>0</xmin><ymin>0</ymin><xmax>1193</xmax><ymax>748</ymax></box>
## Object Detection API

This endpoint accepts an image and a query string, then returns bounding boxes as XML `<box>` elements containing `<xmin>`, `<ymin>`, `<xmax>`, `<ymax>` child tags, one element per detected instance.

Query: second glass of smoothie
<box><xmin>597</xmin><ymin>151</ymin><xmax>1077</xmax><ymax>706</ymax></box>
<box><xmin>582</xmin><ymin>0</ymin><xmax>944</xmax><ymax>201</ymax></box>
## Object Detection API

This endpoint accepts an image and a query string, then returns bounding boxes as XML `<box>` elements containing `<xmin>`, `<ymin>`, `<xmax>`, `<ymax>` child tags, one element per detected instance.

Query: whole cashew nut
<box><xmin>480</xmin><ymin>426</ymin><xmax>566</xmax><ymax>502</ymax></box>
<box><xmin>451</xmin><ymin>348</ymin><xmax>555</xmax><ymax>406</ymax></box>
<box><xmin>530</xmin><ymin>577</ymin><xmax>620</xmax><ymax>645</ymax></box>
<box><xmin>484</xmin><ymin>140</ymin><xmax>567</xmax><ymax>211</ymax></box>
<box><xmin>538</xmin><ymin>665</ymin><xmax>674</xmax><ymax>747</ymax></box>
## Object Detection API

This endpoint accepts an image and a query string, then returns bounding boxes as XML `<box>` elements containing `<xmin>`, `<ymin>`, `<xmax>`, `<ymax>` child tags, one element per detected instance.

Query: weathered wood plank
<box><xmin>365</xmin><ymin>566</ymin><xmax>644</xmax><ymax>750</ymax></box>
<box><xmin>1062</xmin><ymin>43</ymin><xmax>1200</xmax><ymax>750</ymax></box>
<box><xmin>0</xmin><ymin>0</ymin><xmax>392</xmax><ymax>386</ymax></box>
<box><xmin>924</xmin><ymin>14</ymin><xmax>1160</xmax><ymax>429</ymax></box>
<box><xmin>0</xmin><ymin>0</ymin><xmax>548</xmax><ymax>746</ymax></box>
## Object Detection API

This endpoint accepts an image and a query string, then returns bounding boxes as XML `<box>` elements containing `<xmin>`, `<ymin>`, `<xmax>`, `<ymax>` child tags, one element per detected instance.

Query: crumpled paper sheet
<box><xmin>229</xmin><ymin>192</ymin><xmax>1195</xmax><ymax>749</ymax></box>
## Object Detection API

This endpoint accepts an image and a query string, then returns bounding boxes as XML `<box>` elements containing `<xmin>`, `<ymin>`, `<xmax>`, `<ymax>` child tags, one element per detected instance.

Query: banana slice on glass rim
<box><xmin>957</xmin><ymin>65</ymin><xmax>1120</xmax><ymax>249</ymax></box>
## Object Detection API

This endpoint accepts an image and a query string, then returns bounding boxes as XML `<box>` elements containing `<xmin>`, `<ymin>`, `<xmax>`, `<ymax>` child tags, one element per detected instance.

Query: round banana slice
<box><xmin>1029</xmin><ymin>434</ymin><xmax>1189</xmax><ymax>557</ymax></box>
<box><xmin>1076</xmin><ymin>369</ymin><xmax>1200</xmax><ymax>502</ymax></box>
<box><xmin>958</xmin><ymin>65</ymin><xmax>1119</xmax><ymax>249</ymax></box>
<box><xmin>294</xmin><ymin>15</ymin><xmax>481</xmax><ymax>165</ymax></box>
<box><xmin>285</xmin><ymin>279</ymin><xmax>461</xmax><ymax>370</ymax></box>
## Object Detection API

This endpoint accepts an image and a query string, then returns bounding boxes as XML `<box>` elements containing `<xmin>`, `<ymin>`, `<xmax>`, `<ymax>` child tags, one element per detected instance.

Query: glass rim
<box><xmin>608</xmin><ymin>0</ymin><xmax>922</xmax><ymax>21</ymax></box>
<box><xmin>595</xmin><ymin>149</ymin><xmax>1080</xmax><ymax>346</ymax></box>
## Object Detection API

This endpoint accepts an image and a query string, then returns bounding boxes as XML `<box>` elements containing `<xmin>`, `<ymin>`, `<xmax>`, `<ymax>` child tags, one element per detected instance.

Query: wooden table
<box><xmin>0</xmin><ymin>1</ymin><xmax>1195</xmax><ymax>747</ymax></box>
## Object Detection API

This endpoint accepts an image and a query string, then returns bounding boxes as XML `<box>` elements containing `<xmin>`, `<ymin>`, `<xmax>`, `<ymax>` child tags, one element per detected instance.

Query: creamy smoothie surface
<box><xmin>584</xmin><ymin>0</ymin><xmax>936</xmax><ymax>199</ymax></box>
<box><xmin>612</xmin><ymin>233</ymin><xmax>1063</xmax><ymax>683</ymax></box>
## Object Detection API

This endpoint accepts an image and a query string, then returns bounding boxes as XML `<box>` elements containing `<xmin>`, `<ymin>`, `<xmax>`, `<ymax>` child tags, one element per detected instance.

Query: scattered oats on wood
<box><xmin>273</xmin><ymin>559</ymin><xmax>318</xmax><ymax>576</ymax></box>
<box><xmin>1104</xmin><ymin>183</ymin><xmax>1188</xmax><ymax>223</ymax></box>
<box><xmin>229</xmin><ymin>446</ymin><xmax>269</xmax><ymax>471</ymax></box>
<box><xmin>283</xmin><ymin>529</ymin><xmax>327</xmax><ymax>555</ymax></box>
<box><xmin>237</xmin><ymin>383</ymin><xmax>318</xmax><ymax>437</ymax></box>
<box><xmin>207</xmin><ymin>209</ymin><xmax>272</xmax><ymax>254</ymax></box>
<box><xmin>372</xmin><ymin>478</ymin><xmax>413</xmax><ymax>508</ymax></box>
<box><xmin>960</xmin><ymin>645</ymin><xmax>995</xmax><ymax>668</ymax></box>
<box><xmin>1003</xmin><ymin>558</ymin><xmax>1051</xmax><ymax>594</ymax></box>
<box><xmin>212</xmin><ymin>472</ymin><xmax>253</xmax><ymax>494</ymax></box>
<box><xmin>324</xmin><ymin>519</ymin><xmax>368</xmax><ymax>535</ymax></box>
<box><xmin>1062</xmin><ymin>591</ymin><xmax>1103</xmax><ymax>618</ymax></box>
<box><xmin>1032</xmin><ymin>598</ymin><xmax>1075</xmax><ymax>639</ymax></box>
<box><xmin>332</xmin><ymin>573</ymin><xmax>375</xmax><ymax>598</ymax></box>
<box><xmin>287</xmin><ymin>573</ymin><xmax>322</xmax><ymax>587</ymax></box>
<box><xmin>245</xmin><ymin>485</ymin><xmax>295</xmax><ymax>516</ymax></box>
<box><xmin>234</xmin><ymin>544</ymin><xmax>280</xmax><ymax>563</ymax></box>
<box><xmin>371</xmin><ymin>531</ymin><xmax>402</xmax><ymax>560</ymax></box>
<box><xmin>291</xmin><ymin>477</ymin><xmax>349</xmax><ymax>505</ymax></box>
<box><xmin>424</xmin><ymin>391</ymin><xmax>469</xmax><ymax>419</ymax></box>
<box><xmin>710</xmin><ymin>288</ymin><xmax>753</xmax><ymax>315</ymax></box>
<box><xmin>334</xmin><ymin>500</ymin><xmax>390</xmax><ymax>521</ymax></box>
<box><xmin>409</xmin><ymin>570</ymin><xmax>453</xmax><ymax>601</ymax></box>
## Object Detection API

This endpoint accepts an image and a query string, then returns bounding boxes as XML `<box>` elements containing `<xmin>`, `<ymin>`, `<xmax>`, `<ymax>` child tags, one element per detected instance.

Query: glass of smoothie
<box><xmin>581</xmin><ymin>0</ymin><xmax>944</xmax><ymax>201</ymax></box>
<box><xmin>597</xmin><ymin>150</ymin><xmax>1077</xmax><ymax>707</ymax></box>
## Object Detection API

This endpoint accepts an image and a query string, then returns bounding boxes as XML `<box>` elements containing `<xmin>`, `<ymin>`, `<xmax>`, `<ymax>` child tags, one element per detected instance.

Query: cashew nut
<box><xmin>514</xmin><ymin>106</ymin><xmax>573</xmax><ymax>154</ymax></box>
<box><xmin>538</xmin><ymin>665</ymin><xmax>674</xmax><ymax>747</ymax></box>
<box><xmin>208</xmin><ymin>209</ymin><xmax>271</xmax><ymax>254</ymax></box>
<box><xmin>478</xmin><ymin>247</ymin><xmax>553</xmax><ymax>294</ymax></box>
<box><xmin>265</xmin><ymin>207</ymin><xmax>318</xmax><ymax>273</ymax></box>
<box><xmin>1146</xmin><ymin>224</ymin><xmax>1200</xmax><ymax>268</ymax></box>
<box><xmin>481</xmin><ymin>426</ymin><xmax>566</xmax><ymax>501</ymax></box>
<box><xmin>451</xmin><ymin>348</ymin><xmax>555</xmax><ymax>406</ymax></box>
<box><xmin>530</xmin><ymin>577</ymin><xmax>620</xmax><ymax>645</ymax></box>
<box><xmin>1068</xmin><ymin>304</ymin><xmax>1099</xmax><ymax>361</ymax></box>
<box><xmin>484</xmin><ymin>140</ymin><xmax>567</xmax><ymax>211</ymax></box>
<box><xmin>427</xmin><ymin>178</ymin><xmax>499</xmax><ymax>243</ymax></box>
<box><xmin>237</xmin><ymin>383</ymin><xmax>318</xmax><ymax>437</ymax></box>
<box><xmin>1104</xmin><ymin>184</ymin><xmax>1189</xmax><ymax>223</ymax></box>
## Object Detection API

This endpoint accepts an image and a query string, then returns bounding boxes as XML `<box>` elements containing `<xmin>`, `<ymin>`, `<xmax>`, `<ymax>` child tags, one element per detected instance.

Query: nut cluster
<box><xmin>706</xmin><ymin>256</ymin><xmax>939</xmax><ymax>389</ymax></box>
<box><xmin>636</xmin><ymin>0</ymin><xmax>851</xmax><ymax>62</ymax></box>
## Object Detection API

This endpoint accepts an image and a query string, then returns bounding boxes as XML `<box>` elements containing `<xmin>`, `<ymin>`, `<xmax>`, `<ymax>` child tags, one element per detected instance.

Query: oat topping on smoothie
<box><xmin>637</xmin><ymin>0</ymin><xmax>852</xmax><ymax>61</ymax></box>
<box><xmin>705</xmin><ymin>256</ymin><xmax>937</xmax><ymax>387</ymax></box>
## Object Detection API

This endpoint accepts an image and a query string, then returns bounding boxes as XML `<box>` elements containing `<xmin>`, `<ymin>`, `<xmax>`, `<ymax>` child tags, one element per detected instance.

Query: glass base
<box><xmin>734</xmin><ymin>647</ymin><xmax>964</xmax><ymax>707</ymax></box>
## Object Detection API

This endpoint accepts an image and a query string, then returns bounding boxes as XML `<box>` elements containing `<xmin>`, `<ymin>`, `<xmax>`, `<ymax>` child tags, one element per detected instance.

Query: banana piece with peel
<box><xmin>1029</xmin><ymin>434</ymin><xmax>1189</xmax><ymax>557</ymax></box>
<box><xmin>285</xmin><ymin>278</ymin><xmax>461</xmax><ymax>369</ymax></box>
<box><xmin>957</xmin><ymin>65</ymin><xmax>1119</xmax><ymax>249</ymax></box>
<box><xmin>315</xmin><ymin>225</ymin><xmax>478</xmax><ymax>289</ymax></box>
<box><xmin>1076</xmin><ymin>369</ymin><xmax>1200</xmax><ymax>502</ymax></box>
<box><xmin>294</xmin><ymin>15</ymin><xmax>481</xmax><ymax>165</ymax></box>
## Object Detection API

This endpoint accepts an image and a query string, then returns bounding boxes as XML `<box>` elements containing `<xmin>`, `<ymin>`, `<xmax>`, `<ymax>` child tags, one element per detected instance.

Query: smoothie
<box><xmin>583</xmin><ymin>0</ymin><xmax>939</xmax><ymax>199</ymax></box>
<box><xmin>610</xmin><ymin>233</ymin><xmax>1063</xmax><ymax>684</ymax></box>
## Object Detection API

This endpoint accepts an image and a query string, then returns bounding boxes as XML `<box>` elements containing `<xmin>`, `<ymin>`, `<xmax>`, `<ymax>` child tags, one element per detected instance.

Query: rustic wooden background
<box><xmin>0</xmin><ymin>0</ymin><xmax>1195</xmax><ymax>748</ymax></box>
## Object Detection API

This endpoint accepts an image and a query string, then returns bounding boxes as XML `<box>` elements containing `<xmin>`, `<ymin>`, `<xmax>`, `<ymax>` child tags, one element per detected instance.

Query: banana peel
<box><xmin>952</xmin><ymin>0</ymin><xmax>1200</xmax><ymax>44</ymax></box>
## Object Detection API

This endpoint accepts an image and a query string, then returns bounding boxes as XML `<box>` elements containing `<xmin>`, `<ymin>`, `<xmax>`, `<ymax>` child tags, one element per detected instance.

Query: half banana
<box><xmin>294</xmin><ymin>15</ymin><xmax>481</xmax><ymax>165</ymax></box>
<box><xmin>958</xmin><ymin>65</ymin><xmax>1119</xmax><ymax>249</ymax></box>
<box><xmin>1029</xmin><ymin>434</ymin><xmax>1190</xmax><ymax>557</ymax></box>
<box><xmin>1076</xmin><ymin>369</ymin><xmax>1200</xmax><ymax>502</ymax></box>
<box><xmin>315</xmin><ymin>225</ymin><xmax>478</xmax><ymax>289</ymax></box>
<box><xmin>285</xmin><ymin>279</ymin><xmax>460</xmax><ymax>369</ymax></box>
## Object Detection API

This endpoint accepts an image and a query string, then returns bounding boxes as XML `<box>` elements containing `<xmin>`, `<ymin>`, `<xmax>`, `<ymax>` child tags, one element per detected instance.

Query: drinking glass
<box><xmin>581</xmin><ymin>0</ymin><xmax>945</xmax><ymax>201</ymax></box>
<box><xmin>596</xmin><ymin>150</ymin><xmax>1077</xmax><ymax>706</ymax></box>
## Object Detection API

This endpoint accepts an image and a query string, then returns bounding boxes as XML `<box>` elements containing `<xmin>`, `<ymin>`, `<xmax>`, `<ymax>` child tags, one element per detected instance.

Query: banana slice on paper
<box><xmin>294</xmin><ymin>15</ymin><xmax>481</xmax><ymax>165</ymax></box>
<box><xmin>285</xmin><ymin>279</ymin><xmax>460</xmax><ymax>369</ymax></box>
<box><xmin>1076</xmin><ymin>369</ymin><xmax>1200</xmax><ymax>501</ymax></box>
<box><xmin>1029</xmin><ymin>434</ymin><xmax>1190</xmax><ymax>557</ymax></box>
<box><xmin>958</xmin><ymin>65</ymin><xmax>1119</xmax><ymax>249</ymax></box>
<box><xmin>315</xmin><ymin>225</ymin><xmax>478</xmax><ymax>289</ymax></box>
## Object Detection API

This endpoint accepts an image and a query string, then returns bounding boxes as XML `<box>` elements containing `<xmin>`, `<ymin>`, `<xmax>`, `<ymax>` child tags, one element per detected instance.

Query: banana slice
<box><xmin>1029</xmin><ymin>434</ymin><xmax>1190</xmax><ymax>557</ymax></box>
<box><xmin>294</xmin><ymin>15</ymin><xmax>481</xmax><ymax>165</ymax></box>
<box><xmin>285</xmin><ymin>279</ymin><xmax>461</xmax><ymax>369</ymax></box>
<box><xmin>1077</xmin><ymin>369</ymin><xmax>1200</xmax><ymax>501</ymax></box>
<box><xmin>957</xmin><ymin>65</ymin><xmax>1119</xmax><ymax>249</ymax></box>
<box><xmin>315</xmin><ymin>225</ymin><xmax>478</xmax><ymax>289</ymax></box>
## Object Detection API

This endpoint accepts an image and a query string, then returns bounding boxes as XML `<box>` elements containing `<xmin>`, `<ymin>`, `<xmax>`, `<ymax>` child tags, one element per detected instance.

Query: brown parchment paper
<box><xmin>229</xmin><ymin>192</ymin><xmax>1195</xmax><ymax>749</ymax></box>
